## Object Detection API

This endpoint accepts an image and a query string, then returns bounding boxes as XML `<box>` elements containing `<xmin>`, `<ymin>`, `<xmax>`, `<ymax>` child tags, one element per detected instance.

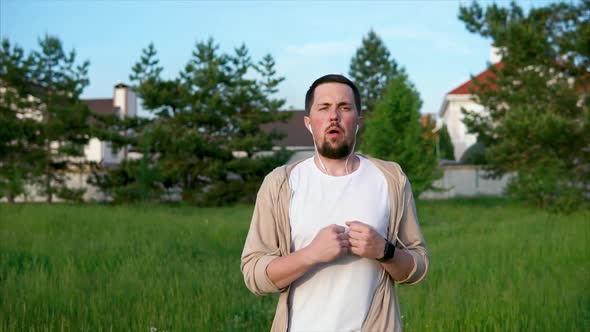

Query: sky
<box><xmin>1</xmin><ymin>0</ymin><xmax>543</xmax><ymax>116</ymax></box>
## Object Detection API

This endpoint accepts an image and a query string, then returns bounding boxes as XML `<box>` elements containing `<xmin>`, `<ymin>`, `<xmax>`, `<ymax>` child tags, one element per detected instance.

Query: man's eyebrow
<box><xmin>316</xmin><ymin>101</ymin><xmax>352</xmax><ymax>107</ymax></box>
<box><xmin>316</xmin><ymin>102</ymin><xmax>332</xmax><ymax>107</ymax></box>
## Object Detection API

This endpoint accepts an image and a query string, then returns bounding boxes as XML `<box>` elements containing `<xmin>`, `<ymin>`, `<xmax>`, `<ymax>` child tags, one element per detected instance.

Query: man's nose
<box><xmin>328</xmin><ymin>107</ymin><xmax>340</xmax><ymax>120</ymax></box>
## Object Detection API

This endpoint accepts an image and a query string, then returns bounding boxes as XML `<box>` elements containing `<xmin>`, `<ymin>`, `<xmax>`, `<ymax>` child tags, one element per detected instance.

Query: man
<box><xmin>241</xmin><ymin>74</ymin><xmax>429</xmax><ymax>332</ymax></box>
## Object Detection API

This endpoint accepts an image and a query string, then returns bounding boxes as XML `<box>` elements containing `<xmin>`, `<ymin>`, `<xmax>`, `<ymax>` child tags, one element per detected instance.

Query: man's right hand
<box><xmin>304</xmin><ymin>224</ymin><xmax>350</xmax><ymax>264</ymax></box>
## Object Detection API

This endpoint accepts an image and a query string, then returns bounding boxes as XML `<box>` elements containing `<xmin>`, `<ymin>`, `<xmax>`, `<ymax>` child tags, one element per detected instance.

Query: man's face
<box><xmin>305</xmin><ymin>83</ymin><xmax>361</xmax><ymax>159</ymax></box>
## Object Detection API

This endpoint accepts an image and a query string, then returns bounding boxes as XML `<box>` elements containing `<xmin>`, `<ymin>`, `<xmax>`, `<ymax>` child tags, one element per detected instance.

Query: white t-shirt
<box><xmin>288</xmin><ymin>156</ymin><xmax>391</xmax><ymax>332</ymax></box>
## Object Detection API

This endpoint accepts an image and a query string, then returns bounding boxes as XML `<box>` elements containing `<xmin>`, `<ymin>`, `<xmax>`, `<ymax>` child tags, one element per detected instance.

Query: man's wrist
<box><xmin>377</xmin><ymin>238</ymin><xmax>396</xmax><ymax>262</ymax></box>
<box><xmin>299</xmin><ymin>246</ymin><xmax>319</xmax><ymax>266</ymax></box>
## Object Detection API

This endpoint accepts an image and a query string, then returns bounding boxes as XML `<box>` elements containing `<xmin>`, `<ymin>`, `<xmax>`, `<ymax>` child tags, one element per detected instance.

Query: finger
<box><xmin>332</xmin><ymin>224</ymin><xmax>346</xmax><ymax>233</ymax></box>
<box><xmin>347</xmin><ymin>229</ymin><xmax>365</xmax><ymax>240</ymax></box>
<box><xmin>348</xmin><ymin>238</ymin><xmax>363</xmax><ymax>248</ymax></box>
<box><xmin>346</xmin><ymin>221</ymin><xmax>368</xmax><ymax>232</ymax></box>
<box><xmin>345</xmin><ymin>221</ymin><xmax>359</xmax><ymax>228</ymax></box>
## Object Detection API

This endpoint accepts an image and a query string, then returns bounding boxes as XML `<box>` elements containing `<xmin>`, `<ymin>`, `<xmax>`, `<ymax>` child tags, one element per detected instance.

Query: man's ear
<box><xmin>304</xmin><ymin>116</ymin><xmax>311</xmax><ymax>131</ymax></box>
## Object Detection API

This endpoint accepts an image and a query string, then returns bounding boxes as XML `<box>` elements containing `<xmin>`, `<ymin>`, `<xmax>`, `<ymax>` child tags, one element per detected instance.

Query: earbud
<box><xmin>308</xmin><ymin>125</ymin><xmax>313</xmax><ymax>134</ymax></box>
<box><xmin>355</xmin><ymin>124</ymin><xmax>359</xmax><ymax>135</ymax></box>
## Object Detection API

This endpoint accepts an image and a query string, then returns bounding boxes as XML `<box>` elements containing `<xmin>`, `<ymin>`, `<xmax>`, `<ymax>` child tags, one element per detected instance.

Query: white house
<box><xmin>83</xmin><ymin>83</ymin><xmax>137</xmax><ymax>166</ymax></box>
<box><xmin>439</xmin><ymin>48</ymin><xmax>503</xmax><ymax>161</ymax></box>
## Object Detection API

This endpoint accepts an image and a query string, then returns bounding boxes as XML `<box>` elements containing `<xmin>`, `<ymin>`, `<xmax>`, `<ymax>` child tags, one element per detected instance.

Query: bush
<box><xmin>506</xmin><ymin>161</ymin><xmax>588</xmax><ymax>213</ymax></box>
<box><xmin>460</xmin><ymin>141</ymin><xmax>487</xmax><ymax>165</ymax></box>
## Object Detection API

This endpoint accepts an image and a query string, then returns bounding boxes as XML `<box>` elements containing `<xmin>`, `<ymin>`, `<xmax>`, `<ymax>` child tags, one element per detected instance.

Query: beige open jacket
<box><xmin>240</xmin><ymin>156</ymin><xmax>429</xmax><ymax>332</ymax></box>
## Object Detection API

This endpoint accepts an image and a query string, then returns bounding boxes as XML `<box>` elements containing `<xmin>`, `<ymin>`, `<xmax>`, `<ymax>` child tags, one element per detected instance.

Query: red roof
<box><xmin>448</xmin><ymin>62</ymin><xmax>503</xmax><ymax>95</ymax></box>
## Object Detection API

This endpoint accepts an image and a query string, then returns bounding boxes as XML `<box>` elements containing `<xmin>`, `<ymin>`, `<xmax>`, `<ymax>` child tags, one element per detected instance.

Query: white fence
<box><xmin>1</xmin><ymin>172</ymin><xmax>108</xmax><ymax>203</ymax></box>
<box><xmin>420</xmin><ymin>166</ymin><xmax>512</xmax><ymax>199</ymax></box>
<box><xmin>2</xmin><ymin>165</ymin><xmax>511</xmax><ymax>203</ymax></box>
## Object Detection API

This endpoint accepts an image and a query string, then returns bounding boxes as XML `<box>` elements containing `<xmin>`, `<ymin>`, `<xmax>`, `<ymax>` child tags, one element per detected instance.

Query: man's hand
<box><xmin>266</xmin><ymin>224</ymin><xmax>349</xmax><ymax>289</ymax></box>
<box><xmin>304</xmin><ymin>224</ymin><xmax>350</xmax><ymax>264</ymax></box>
<box><xmin>345</xmin><ymin>221</ymin><xmax>386</xmax><ymax>260</ymax></box>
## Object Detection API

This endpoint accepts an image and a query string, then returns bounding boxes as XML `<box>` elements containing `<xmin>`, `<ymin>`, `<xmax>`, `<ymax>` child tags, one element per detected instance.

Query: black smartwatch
<box><xmin>377</xmin><ymin>238</ymin><xmax>396</xmax><ymax>262</ymax></box>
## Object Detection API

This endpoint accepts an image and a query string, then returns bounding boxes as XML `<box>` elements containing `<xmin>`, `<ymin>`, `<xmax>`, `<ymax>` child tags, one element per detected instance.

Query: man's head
<box><xmin>304</xmin><ymin>74</ymin><xmax>362</xmax><ymax>160</ymax></box>
<box><xmin>305</xmin><ymin>74</ymin><xmax>361</xmax><ymax>115</ymax></box>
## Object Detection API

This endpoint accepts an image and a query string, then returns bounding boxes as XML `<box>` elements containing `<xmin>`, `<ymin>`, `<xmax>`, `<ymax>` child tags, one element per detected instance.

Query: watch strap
<box><xmin>377</xmin><ymin>239</ymin><xmax>396</xmax><ymax>262</ymax></box>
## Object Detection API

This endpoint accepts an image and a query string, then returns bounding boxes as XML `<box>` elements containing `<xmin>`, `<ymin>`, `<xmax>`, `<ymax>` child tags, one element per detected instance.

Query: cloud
<box><xmin>379</xmin><ymin>25</ymin><xmax>473</xmax><ymax>55</ymax></box>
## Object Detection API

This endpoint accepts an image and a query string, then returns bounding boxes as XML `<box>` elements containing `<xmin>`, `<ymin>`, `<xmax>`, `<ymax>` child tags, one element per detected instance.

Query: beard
<box><xmin>318</xmin><ymin>136</ymin><xmax>353</xmax><ymax>159</ymax></box>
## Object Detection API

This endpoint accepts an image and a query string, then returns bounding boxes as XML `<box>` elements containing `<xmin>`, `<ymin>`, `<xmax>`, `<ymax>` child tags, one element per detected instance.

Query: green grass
<box><xmin>0</xmin><ymin>200</ymin><xmax>588</xmax><ymax>331</ymax></box>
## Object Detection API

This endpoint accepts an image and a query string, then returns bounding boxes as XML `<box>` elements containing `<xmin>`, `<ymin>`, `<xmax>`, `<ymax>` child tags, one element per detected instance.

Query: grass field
<box><xmin>0</xmin><ymin>199</ymin><xmax>588</xmax><ymax>331</ymax></box>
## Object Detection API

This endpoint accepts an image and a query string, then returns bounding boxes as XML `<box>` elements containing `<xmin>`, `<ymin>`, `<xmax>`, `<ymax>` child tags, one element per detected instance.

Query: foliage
<box><xmin>506</xmin><ymin>159</ymin><xmax>586</xmax><ymax>213</ymax></box>
<box><xmin>0</xmin><ymin>39</ymin><xmax>37</xmax><ymax>201</ymax></box>
<box><xmin>437</xmin><ymin>124</ymin><xmax>455</xmax><ymax>161</ymax></box>
<box><xmin>128</xmin><ymin>39</ymin><xmax>291</xmax><ymax>205</ymax></box>
<box><xmin>458</xmin><ymin>1</ymin><xmax>590</xmax><ymax>211</ymax></box>
<box><xmin>224</xmin><ymin>148</ymin><xmax>293</xmax><ymax>204</ymax></box>
<box><xmin>361</xmin><ymin>74</ymin><xmax>441</xmax><ymax>197</ymax></box>
<box><xmin>88</xmin><ymin>157</ymin><xmax>163</xmax><ymax>204</ymax></box>
<box><xmin>0</xmin><ymin>35</ymin><xmax>95</xmax><ymax>203</ymax></box>
<box><xmin>349</xmin><ymin>29</ymin><xmax>404</xmax><ymax>115</ymax></box>
<box><xmin>459</xmin><ymin>141</ymin><xmax>486</xmax><ymax>165</ymax></box>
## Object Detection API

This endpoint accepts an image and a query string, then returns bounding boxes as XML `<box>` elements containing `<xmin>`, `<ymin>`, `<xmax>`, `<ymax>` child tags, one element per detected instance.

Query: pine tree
<box><xmin>438</xmin><ymin>125</ymin><xmax>456</xmax><ymax>161</ymax></box>
<box><xmin>361</xmin><ymin>74</ymin><xmax>441</xmax><ymax>197</ymax></box>
<box><xmin>26</xmin><ymin>35</ymin><xmax>93</xmax><ymax>203</ymax></box>
<box><xmin>0</xmin><ymin>36</ymin><xmax>93</xmax><ymax>203</ymax></box>
<box><xmin>349</xmin><ymin>29</ymin><xmax>404</xmax><ymax>115</ymax></box>
<box><xmin>129</xmin><ymin>39</ymin><xmax>291</xmax><ymax>205</ymax></box>
<box><xmin>459</xmin><ymin>1</ymin><xmax>589</xmax><ymax>211</ymax></box>
<box><xmin>0</xmin><ymin>39</ymin><xmax>37</xmax><ymax>202</ymax></box>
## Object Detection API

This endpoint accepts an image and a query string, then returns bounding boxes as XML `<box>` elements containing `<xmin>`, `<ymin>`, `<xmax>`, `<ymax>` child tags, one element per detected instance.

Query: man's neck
<box><xmin>313</xmin><ymin>153</ymin><xmax>359</xmax><ymax>176</ymax></box>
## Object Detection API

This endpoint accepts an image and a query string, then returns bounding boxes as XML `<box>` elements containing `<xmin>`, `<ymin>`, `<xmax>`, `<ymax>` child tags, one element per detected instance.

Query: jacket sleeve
<box><xmin>396</xmin><ymin>179</ymin><xmax>429</xmax><ymax>285</ymax></box>
<box><xmin>240</xmin><ymin>171</ymin><xmax>285</xmax><ymax>295</ymax></box>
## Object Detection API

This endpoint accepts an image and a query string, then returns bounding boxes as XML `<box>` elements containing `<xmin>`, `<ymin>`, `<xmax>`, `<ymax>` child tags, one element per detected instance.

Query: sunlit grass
<box><xmin>0</xmin><ymin>200</ymin><xmax>588</xmax><ymax>331</ymax></box>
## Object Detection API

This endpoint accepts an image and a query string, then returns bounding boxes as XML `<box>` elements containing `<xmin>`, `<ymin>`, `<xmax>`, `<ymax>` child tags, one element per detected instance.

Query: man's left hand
<box><xmin>345</xmin><ymin>221</ymin><xmax>386</xmax><ymax>260</ymax></box>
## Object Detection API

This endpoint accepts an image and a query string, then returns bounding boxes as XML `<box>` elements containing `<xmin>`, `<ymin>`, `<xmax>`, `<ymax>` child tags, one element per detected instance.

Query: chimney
<box><xmin>490</xmin><ymin>44</ymin><xmax>503</xmax><ymax>64</ymax></box>
<box><xmin>113</xmin><ymin>82</ymin><xmax>137</xmax><ymax>119</ymax></box>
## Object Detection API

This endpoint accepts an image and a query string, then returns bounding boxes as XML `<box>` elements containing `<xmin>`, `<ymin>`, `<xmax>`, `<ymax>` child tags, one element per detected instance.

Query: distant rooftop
<box><xmin>448</xmin><ymin>62</ymin><xmax>503</xmax><ymax>95</ymax></box>
<box><xmin>84</xmin><ymin>98</ymin><xmax>118</xmax><ymax>115</ymax></box>
<box><xmin>261</xmin><ymin>111</ymin><xmax>313</xmax><ymax>147</ymax></box>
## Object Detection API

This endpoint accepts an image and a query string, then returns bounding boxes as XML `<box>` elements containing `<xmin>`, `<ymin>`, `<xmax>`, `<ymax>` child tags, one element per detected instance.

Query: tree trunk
<box><xmin>45</xmin><ymin>139</ymin><xmax>52</xmax><ymax>204</ymax></box>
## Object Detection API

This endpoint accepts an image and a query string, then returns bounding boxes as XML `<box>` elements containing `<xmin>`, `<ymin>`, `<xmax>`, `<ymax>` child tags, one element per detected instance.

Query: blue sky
<box><xmin>1</xmin><ymin>0</ymin><xmax>540</xmax><ymax>116</ymax></box>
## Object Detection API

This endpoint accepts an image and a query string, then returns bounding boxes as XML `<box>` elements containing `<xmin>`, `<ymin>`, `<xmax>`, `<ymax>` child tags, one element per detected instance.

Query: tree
<box><xmin>26</xmin><ymin>35</ymin><xmax>93</xmax><ymax>203</ymax></box>
<box><xmin>129</xmin><ymin>39</ymin><xmax>291</xmax><ymax>205</ymax></box>
<box><xmin>438</xmin><ymin>125</ymin><xmax>456</xmax><ymax>161</ymax></box>
<box><xmin>460</xmin><ymin>141</ymin><xmax>486</xmax><ymax>165</ymax></box>
<box><xmin>361</xmin><ymin>74</ymin><xmax>441</xmax><ymax>197</ymax></box>
<box><xmin>0</xmin><ymin>36</ymin><xmax>93</xmax><ymax>203</ymax></box>
<box><xmin>349</xmin><ymin>29</ymin><xmax>404</xmax><ymax>115</ymax></box>
<box><xmin>459</xmin><ymin>1</ymin><xmax>590</xmax><ymax>211</ymax></box>
<box><xmin>86</xmin><ymin>114</ymin><xmax>152</xmax><ymax>203</ymax></box>
<box><xmin>0</xmin><ymin>39</ymin><xmax>37</xmax><ymax>202</ymax></box>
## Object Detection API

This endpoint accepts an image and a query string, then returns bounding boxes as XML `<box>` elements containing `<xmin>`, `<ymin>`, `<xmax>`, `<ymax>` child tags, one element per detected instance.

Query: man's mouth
<box><xmin>326</xmin><ymin>127</ymin><xmax>343</xmax><ymax>136</ymax></box>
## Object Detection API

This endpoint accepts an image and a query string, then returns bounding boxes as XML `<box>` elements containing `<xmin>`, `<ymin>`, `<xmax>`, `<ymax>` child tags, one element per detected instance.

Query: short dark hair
<box><xmin>305</xmin><ymin>74</ymin><xmax>361</xmax><ymax>115</ymax></box>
